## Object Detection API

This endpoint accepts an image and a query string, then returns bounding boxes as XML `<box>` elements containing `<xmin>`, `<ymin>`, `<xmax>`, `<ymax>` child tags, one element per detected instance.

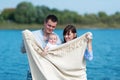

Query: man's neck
<box><xmin>42</xmin><ymin>29</ymin><xmax>50</xmax><ymax>41</ymax></box>
<box><xmin>43</xmin><ymin>29</ymin><xmax>49</xmax><ymax>37</ymax></box>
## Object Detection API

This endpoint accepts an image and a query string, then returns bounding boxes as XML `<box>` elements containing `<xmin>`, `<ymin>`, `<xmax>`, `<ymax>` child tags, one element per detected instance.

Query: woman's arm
<box><xmin>84</xmin><ymin>49</ymin><xmax>93</xmax><ymax>61</ymax></box>
<box><xmin>84</xmin><ymin>32</ymin><xmax>93</xmax><ymax>61</ymax></box>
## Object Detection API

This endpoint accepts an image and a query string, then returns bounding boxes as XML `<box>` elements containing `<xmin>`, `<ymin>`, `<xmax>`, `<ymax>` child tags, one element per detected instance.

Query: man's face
<box><xmin>44</xmin><ymin>19</ymin><xmax>57</xmax><ymax>34</ymax></box>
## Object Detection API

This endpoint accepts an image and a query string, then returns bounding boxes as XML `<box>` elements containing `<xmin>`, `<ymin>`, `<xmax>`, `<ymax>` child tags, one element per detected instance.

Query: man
<box><xmin>21</xmin><ymin>14</ymin><xmax>61</xmax><ymax>80</ymax></box>
<box><xmin>21</xmin><ymin>14</ymin><xmax>61</xmax><ymax>53</ymax></box>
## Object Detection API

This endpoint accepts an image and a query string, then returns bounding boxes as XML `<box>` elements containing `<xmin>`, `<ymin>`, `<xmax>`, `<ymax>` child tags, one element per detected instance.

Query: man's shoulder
<box><xmin>32</xmin><ymin>29</ymin><xmax>42</xmax><ymax>34</ymax></box>
<box><xmin>52</xmin><ymin>32</ymin><xmax>59</xmax><ymax>36</ymax></box>
<box><xmin>32</xmin><ymin>30</ymin><xmax>41</xmax><ymax>33</ymax></box>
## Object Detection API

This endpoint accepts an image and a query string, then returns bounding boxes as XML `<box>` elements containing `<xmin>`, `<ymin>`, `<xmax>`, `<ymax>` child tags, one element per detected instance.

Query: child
<box><xmin>41</xmin><ymin>33</ymin><xmax>58</xmax><ymax>56</ymax></box>
<box><xmin>44</xmin><ymin>33</ymin><xmax>58</xmax><ymax>50</ymax></box>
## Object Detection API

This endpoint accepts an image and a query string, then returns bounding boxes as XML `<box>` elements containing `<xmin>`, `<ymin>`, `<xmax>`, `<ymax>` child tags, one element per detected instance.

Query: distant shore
<box><xmin>0</xmin><ymin>22</ymin><xmax>120</xmax><ymax>30</ymax></box>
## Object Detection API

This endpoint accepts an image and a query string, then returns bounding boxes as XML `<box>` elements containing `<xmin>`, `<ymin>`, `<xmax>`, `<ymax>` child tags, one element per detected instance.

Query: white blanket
<box><xmin>22</xmin><ymin>29</ymin><xmax>90</xmax><ymax>80</ymax></box>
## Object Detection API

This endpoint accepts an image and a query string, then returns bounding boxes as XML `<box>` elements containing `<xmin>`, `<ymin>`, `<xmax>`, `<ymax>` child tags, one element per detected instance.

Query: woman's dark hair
<box><xmin>63</xmin><ymin>24</ymin><xmax>77</xmax><ymax>43</ymax></box>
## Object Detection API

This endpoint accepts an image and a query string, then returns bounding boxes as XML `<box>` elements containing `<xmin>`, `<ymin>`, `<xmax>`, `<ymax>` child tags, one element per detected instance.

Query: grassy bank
<box><xmin>0</xmin><ymin>22</ymin><xmax>120</xmax><ymax>30</ymax></box>
<box><xmin>0</xmin><ymin>22</ymin><xmax>43</xmax><ymax>30</ymax></box>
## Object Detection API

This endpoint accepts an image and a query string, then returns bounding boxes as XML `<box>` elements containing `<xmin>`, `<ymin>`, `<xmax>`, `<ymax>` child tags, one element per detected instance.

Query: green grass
<box><xmin>0</xmin><ymin>22</ymin><xmax>120</xmax><ymax>30</ymax></box>
<box><xmin>0</xmin><ymin>22</ymin><xmax>43</xmax><ymax>30</ymax></box>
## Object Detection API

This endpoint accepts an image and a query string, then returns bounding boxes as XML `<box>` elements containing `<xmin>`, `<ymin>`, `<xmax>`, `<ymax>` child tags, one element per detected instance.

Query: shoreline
<box><xmin>0</xmin><ymin>22</ymin><xmax>120</xmax><ymax>30</ymax></box>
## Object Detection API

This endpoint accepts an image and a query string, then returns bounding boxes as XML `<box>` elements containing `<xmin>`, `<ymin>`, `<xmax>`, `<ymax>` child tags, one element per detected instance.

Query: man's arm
<box><xmin>21</xmin><ymin>41</ymin><xmax>26</xmax><ymax>53</ymax></box>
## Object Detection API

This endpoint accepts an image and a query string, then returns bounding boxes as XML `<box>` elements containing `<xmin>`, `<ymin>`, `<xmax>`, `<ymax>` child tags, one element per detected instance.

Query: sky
<box><xmin>0</xmin><ymin>0</ymin><xmax>120</xmax><ymax>15</ymax></box>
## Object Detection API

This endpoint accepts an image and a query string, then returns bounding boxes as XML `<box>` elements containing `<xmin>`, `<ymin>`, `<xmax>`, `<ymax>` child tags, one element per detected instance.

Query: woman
<box><xmin>63</xmin><ymin>24</ymin><xmax>93</xmax><ymax>61</ymax></box>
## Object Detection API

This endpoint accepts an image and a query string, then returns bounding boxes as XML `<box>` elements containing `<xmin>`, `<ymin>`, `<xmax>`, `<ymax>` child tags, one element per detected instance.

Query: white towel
<box><xmin>22</xmin><ymin>29</ymin><xmax>91</xmax><ymax>80</ymax></box>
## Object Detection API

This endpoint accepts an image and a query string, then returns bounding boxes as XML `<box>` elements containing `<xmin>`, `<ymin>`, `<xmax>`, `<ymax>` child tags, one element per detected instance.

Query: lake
<box><xmin>0</xmin><ymin>29</ymin><xmax>120</xmax><ymax>80</ymax></box>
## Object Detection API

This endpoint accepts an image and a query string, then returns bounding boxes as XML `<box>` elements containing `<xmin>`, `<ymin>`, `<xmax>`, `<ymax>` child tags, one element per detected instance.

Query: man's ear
<box><xmin>44</xmin><ymin>21</ymin><xmax>46</xmax><ymax>25</ymax></box>
<box><xmin>74</xmin><ymin>33</ymin><xmax>77</xmax><ymax>38</ymax></box>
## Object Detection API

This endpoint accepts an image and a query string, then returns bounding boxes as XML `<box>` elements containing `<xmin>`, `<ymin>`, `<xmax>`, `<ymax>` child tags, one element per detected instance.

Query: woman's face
<box><xmin>64</xmin><ymin>30</ymin><xmax>76</xmax><ymax>42</ymax></box>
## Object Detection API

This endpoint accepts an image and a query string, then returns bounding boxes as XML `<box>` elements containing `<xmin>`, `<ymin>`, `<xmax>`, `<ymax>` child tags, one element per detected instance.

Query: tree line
<box><xmin>0</xmin><ymin>1</ymin><xmax>120</xmax><ymax>28</ymax></box>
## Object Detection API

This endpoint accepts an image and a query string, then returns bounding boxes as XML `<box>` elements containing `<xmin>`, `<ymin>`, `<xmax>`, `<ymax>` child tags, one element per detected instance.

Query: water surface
<box><xmin>0</xmin><ymin>29</ymin><xmax>120</xmax><ymax>80</ymax></box>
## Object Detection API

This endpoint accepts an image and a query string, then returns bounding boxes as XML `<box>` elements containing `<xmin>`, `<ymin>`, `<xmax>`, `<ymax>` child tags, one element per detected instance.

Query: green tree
<box><xmin>14</xmin><ymin>2</ymin><xmax>37</xmax><ymax>23</ymax></box>
<box><xmin>98</xmin><ymin>11</ymin><xmax>108</xmax><ymax>23</ymax></box>
<box><xmin>1</xmin><ymin>8</ymin><xmax>15</xmax><ymax>21</ymax></box>
<box><xmin>35</xmin><ymin>6</ymin><xmax>50</xmax><ymax>24</ymax></box>
<box><xmin>58</xmin><ymin>10</ymin><xmax>81</xmax><ymax>24</ymax></box>
<box><xmin>81</xmin><ymin>13</ymin><xmax>98</xmax><ymax>24</ymax></box>
<box><xmin>113</xmin><ymin>12</ymin><xmax>120</xmax><ymax>23</ymax></box>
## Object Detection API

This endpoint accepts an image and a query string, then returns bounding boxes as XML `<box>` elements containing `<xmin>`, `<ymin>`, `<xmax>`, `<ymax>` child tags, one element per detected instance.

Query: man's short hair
<box><xmin>45</xmin><ymin>14</ymin><xmax>58</xmax><ymax>23</ymax></box>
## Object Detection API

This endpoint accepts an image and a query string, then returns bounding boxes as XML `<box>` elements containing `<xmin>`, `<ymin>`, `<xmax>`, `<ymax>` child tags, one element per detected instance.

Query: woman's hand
<box><xmin>86</xmin><ymin>32</ymin><xmax>93</xmax><ymax>40</ymax></box>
